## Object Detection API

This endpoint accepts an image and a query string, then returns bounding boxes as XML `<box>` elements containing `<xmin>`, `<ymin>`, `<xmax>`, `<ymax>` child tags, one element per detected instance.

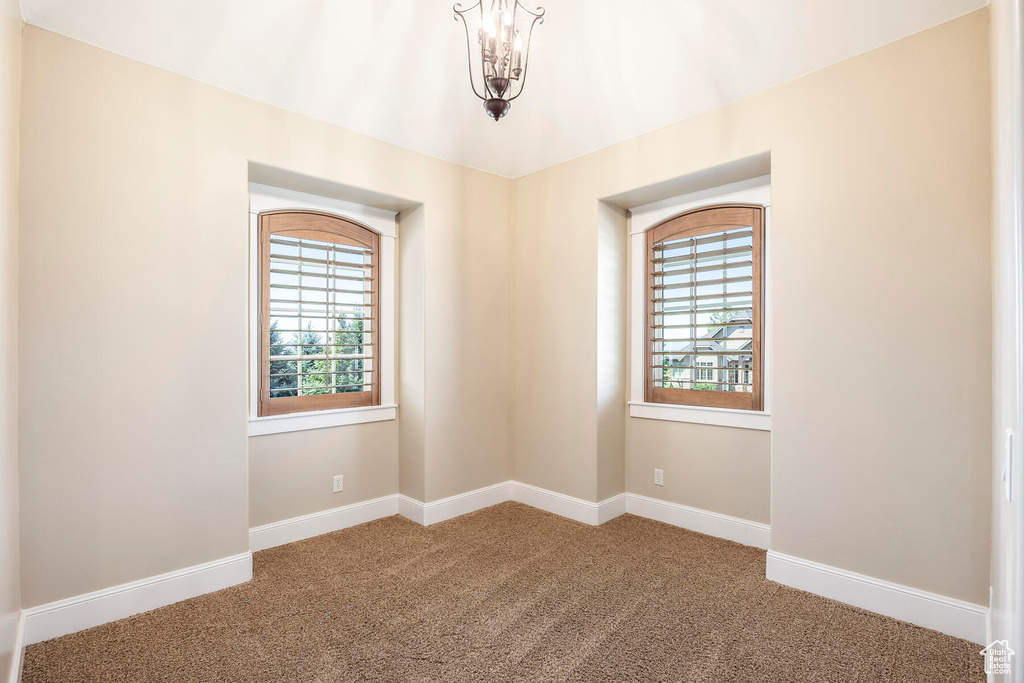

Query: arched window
<box><xmin>258</xmin><ymin>210</ymin><xmax>379</xmax><ymax>416</ymax></box>
<box><xmin>646</xmin><ymin>204</ymin><xmax>765</xmax><ymax>411</ymax></box>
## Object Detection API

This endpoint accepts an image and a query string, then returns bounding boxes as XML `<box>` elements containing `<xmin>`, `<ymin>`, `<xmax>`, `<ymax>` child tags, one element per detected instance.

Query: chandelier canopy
<box><xmin>453</xmin><ymin>0</ymin><xmax>545</xmax><ymax>122</ymax></box>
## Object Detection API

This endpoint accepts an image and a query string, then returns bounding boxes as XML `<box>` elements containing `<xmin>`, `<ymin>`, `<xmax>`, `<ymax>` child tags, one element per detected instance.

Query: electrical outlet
<box><xmin>654</xmin><ymin>469</ymin><xmax>664</xmax><ymax>486</ymax></box>
<box><xmin>332</xmin><ymin>475</ymin><xmax>344</xmax><ymax>493</ymax></box>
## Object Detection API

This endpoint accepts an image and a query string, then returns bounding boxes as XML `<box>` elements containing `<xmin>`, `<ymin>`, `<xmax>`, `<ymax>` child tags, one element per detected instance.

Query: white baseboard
<box><xmin>250</xmin><ymin>494</ymin><xmax>399</xmax><ymax>551</ymax></box>
<box><xmin>3</xmin><ymin>610</ymin><xmax>24</xmax><ymax>683</ymax></box>
<box><xmin>508</xmin><ymin>482</ymin><xmax>625</xmax><ymax>526</ymax></box>
<box><xmin>397</xmin><ymin>494</ymin><xmax>425</xmax><ymax>525</ymax></box>
<box><xmin>597</xmin><ymin>493</ymin><xmax>627</xmax><ymax>524</ymax></box>
<box><xmin>624</xmin><ymin>493</ymin><xmax>771</xmax><ymax>550</ymax></box>
<box><xmin>766</xmin><ymin>550</ymin><xmax>987</xmax><ymax>644</ymax></box>
<box><xmin>399</xmin><ymin>482</ymin><xmax>513</xmax><ymax>526</ymax></box>
<box><xmin>395</xmin><ymin>481</ymin><xmax>627</xmax><ymax>527</ymax></box>
<box><xmin>23</xmin><ymin>551</ymin><xmax>252</xmax><ymax>646</ymax></box>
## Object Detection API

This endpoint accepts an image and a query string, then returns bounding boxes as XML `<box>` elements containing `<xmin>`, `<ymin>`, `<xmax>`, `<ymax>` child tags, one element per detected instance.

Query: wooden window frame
<box><xmin>645</xmin><ymin>204</ymin><xmax>765</xmax><ymax>412</ymax></box>
<box><xmin>258</xmin><ymin>209</ymin><xmax>380</xmax><ymax>417</ymax></box>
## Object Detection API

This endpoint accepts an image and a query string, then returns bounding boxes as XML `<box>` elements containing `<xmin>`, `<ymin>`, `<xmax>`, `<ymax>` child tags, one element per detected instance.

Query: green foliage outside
<box><xmin>269</xmin><ymin>317</ymin><xmax>367</xmax><ymax>397</ymax></box>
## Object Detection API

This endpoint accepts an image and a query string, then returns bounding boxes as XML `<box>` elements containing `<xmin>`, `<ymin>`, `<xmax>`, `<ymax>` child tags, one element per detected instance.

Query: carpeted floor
<box><xmin>23</xmin><ymin>502</ymin><xmax>983</xmax><ymax>682</ymax></box>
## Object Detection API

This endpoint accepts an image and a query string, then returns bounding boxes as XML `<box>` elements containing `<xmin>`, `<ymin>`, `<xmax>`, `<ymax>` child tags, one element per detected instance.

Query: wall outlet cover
<box><xmin>333</xmin><ymin>475</ymin><xmax>344</xmax><ymax>493</ymax></box>
<box><xmin>654</xmin><ymin>469</ymin><xmax>664</xmax><ymax>486</ymax></box>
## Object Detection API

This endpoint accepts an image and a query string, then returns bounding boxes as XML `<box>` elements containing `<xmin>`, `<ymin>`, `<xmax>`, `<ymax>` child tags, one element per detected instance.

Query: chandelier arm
<box><xmin>505</xmin><ymin>9</ymin><xmax>543</xmax><ymax>102</ymax></box>
<box><xmin>454</xmin><ymin>2</ymin><xmax>487</xmax><ymax>101</ymax></box>
<box><xmin>511</xmin><ymin>0</ymin><xmax>543</xmax><ymax>18</ymax></box>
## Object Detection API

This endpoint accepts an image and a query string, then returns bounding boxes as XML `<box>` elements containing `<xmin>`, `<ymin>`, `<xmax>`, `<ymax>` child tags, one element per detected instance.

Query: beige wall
<box><xmin>626</xmin><ymin>420</ymin><xmax>770</xmax><ymax>524</ymax></box>
<box><xmin>511</xmin><ymin>11</ymin><xmax>992</xmax><ymax>603</ymax></box>
<box><xmin>596</xmin><ymin>201</ymin><xmax>628</xmax><ymax>502</ymax></box>
<box><xmin>0</xmin><ymin>0</ymin><xmax>19</xmax><ymax>674</ymax></box>
<box><xmin>398</xmin><ymin>205</ymin><xmax>426</xmax><ymax>503</ymax></box>
<box><xmin>420</xmin><ymin>170</ymin><xmax>513</xmax><ymax>502</ymax></box>
<box><xmin>249</xmin><ymin>422</ymin><xmax>398</xmax><ymax>528</ymax></box>
<box><xmin>19</xmin><ymin>26</ymin><xmax>512</xmax><ymax>607</ymax></box>
<box><xmin>511</xmin><ymin>168</ymin><xmax>599</xmax><ymax>501</ymax></box>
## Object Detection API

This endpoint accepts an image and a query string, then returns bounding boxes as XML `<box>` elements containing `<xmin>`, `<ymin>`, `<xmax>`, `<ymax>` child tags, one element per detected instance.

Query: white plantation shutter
<box><xmin>258</xmin><ymin>210</ymin><xmax>380</xmax><ymax>416</ymax></box>
<box><xmin>646</xmin><ymin>205</ymin><xmax>764</xmax><ymax>411</ymax></box>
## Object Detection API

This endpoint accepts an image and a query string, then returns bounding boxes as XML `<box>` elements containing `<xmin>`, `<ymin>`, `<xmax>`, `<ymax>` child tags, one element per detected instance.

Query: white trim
<box><xmin>248</xmin><ymin>404</ymin><xmax>397</xmax><ymax>436</ymax></box>
<box><xmin>249</xmin><ymin>494</ymin><xmax>400</xmax><ymax>551</ymax></box>
<box><xmin>247</xmin><ymin>184</ymin><xmax>398</xmax><ymax>430</ymax></box>
<box><xmin>399</xmin><ymin>482</ymin><xmax>514</xmax><ymax>526</ymax></box>
<box><xmin>23</xmin><ymin>552</ymin><xmax>253</xmax><ymax>646</ymax></box>
<box><xmin>628</xmin><ymin>178</ymin><xmax>773</xmax><ymax>428</ymax></box>
<box><xmin>3</xmin><ymin>611</ymin><xmax>24</xmax><ymax>683</ymax></box>
<box><xmin>509</xmin><ymin>482</ymin><xmax>626</xmax><ymax>526</ymax></box>
<box><xmin>395</xmin><ymin>481</ymin><xmax>627</xmax><ymax>527</ymax></box>
<box><xmin>765</xmin><ymin>550</ymin><xmax>988</xmax><ymax>644</ymax></box>
<box><xmin>397</xmin><ymin>495</ymin><xmax>425</xmax><ymax>526</ymax></box>
<box><xmin>625</xmin><ymin>493</ymin><xmax>771</xmax><ymax>549</ymax></box>
<box><xmin>597</xmin><ymin>493</ymin><xmax>627</xmax><ymax>524</ymax></box>
<box><xmin>628</xmin><ymin>401</ymin><xmax>771</xmax><ymax>431</ymax></box>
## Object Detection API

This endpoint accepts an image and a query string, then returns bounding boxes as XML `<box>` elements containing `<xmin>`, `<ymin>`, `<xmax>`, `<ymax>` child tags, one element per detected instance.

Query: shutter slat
<box><xmin>653</xmin><ymin>337</ymin><xmax>754</xmax><ymax>343</ymax></box>
<box><xmin>653</xmin><ymin>244</ymin><xmax>753</xmax><ymax>265</ymax></box>
<box><xmin>651</xmin><ymin>275</ymin><xmax>751</xmax><ymax>290</ymax></box>
<box><xmin>270</xmin><ymin>283</ymin><xmax>373</xmax><ymax>295</ymax></box>
<box><xmin>270</xmin><ymin>328</ymin><xmax>374</xmax><ymax>335</ymax></box>
<box><xmin>651</xmin><ymin>352</ymin><xmax>757</xmax><ymax>358</ymax></box>
<box><xmin>656</xmin><ymin>228</ymin><xmax>752</xmax><ymax>250</ymax></box>
<box><xmin>656</xmin><ymin>292</ymin><xmax>752</xmax><ymax>305</ymax></box>
<box><xmin>658</xmin><ymin>259</ymin><xmax>753</xmax><ymax>276</ymax></box>
<box><xmin>270</xmin><ymin>235</ymin><xmax>371</xmax><ymax>257</ymax></box>
<box><xmin>270</xmin><ymin>384</ymin><xmax>373</xmax><ymax>396</ymax></box>
<box><xmin>270</xmin><ymin>268</ymin><xmax>371</xmax><ymax>283</ymax></box>
<box><xmin>650</xmin><ymin>305</ymin><xmax>753</xmax><ymax>316</ymax></box>
<box><xmin>269</xmin><ymin>252</ymin><xmax>372</xmax><ymax>268</ymax></box>
<box><xmin>269</xmin><ymin>299</ymin><xmax>374</xmax><ymax>306</ymax></box>
<box><xmin>270</xmin><ymin>317</ymin><xmax>373</xmax><ymax>324</ymax></box>
<box><xmin>652</xmin><ymin>365</ymin><xmax>751</xmax><ymax>371</ymax></box>
<box><xmin>270</xmin><ymin>370</ymin><xmax>373</xmax><ymax>377</ymax></box>
<box><xmin>651</xmin><ymin>323</ymin><xmax>751</xmax><ymax>329</ymax></box>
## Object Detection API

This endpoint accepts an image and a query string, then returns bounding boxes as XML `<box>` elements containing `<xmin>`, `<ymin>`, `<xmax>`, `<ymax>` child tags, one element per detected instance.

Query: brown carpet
<box><xmin>23</xmin><ymin>502</ymin><xmax>983</xmax><ymax>682</ymax></box>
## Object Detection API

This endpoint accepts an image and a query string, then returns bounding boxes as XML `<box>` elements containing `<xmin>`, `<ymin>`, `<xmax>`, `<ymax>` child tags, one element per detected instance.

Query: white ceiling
<box><xmin>20</xmin><ymin>0</ymin><xmax>987</xmax><ymax>178</ymax></box>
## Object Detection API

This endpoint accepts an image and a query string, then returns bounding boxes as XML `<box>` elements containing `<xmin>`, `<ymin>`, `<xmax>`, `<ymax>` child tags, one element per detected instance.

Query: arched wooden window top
<box><xmin>258</xmin><ymin>210</ymin><xmax>380</xmax><ymax>416</ymax></box>
<box><xmin>645</xmin><ymin>204</ymin><xmax>765</xmax><ymax>411</ymax></box>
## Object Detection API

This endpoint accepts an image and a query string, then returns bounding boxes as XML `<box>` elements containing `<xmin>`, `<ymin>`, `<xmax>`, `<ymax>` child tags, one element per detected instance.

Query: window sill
<box><xmin>628</xmin><ymin>401</ymin><xmax>771</xmax><ymax>431</ymax></box>
<box><xmin>249</xmin><ymin>404</ymin><xmax>397</xmax><ymax>436</ymax></box>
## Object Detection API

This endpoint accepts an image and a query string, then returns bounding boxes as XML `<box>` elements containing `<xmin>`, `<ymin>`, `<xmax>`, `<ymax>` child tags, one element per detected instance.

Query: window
<box><xmin>629</xmin><ymin>178</ymin><xmax>770</xmax><ymax>429</ymax></box>
<box><xmin>258</xmin><ymin>210</ymin><xmax>379</xmax><ymax>416</ymax></box>
<box><xmin>645</xmin><ymin>204</ymin><xmax>765</xmax><ymax>412</ymax></box>
<box><xmin>696</xmin><ymin>360</ymin><xmax>714</xmax><ymax>381</ymax></box>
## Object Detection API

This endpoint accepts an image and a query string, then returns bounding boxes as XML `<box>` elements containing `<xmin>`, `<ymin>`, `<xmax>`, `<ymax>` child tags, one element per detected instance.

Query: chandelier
<box><xmin>453</xmin><ymin>0</ymin><xmax>545</xmax><ymax>122</ymax></box>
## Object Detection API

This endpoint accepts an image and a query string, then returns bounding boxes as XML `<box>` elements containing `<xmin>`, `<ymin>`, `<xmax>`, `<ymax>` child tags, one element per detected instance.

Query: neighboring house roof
<box><xmin>662</xmin><ymin>310</ymin><xmax>753</xmax><ymax>366</ymax></box>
